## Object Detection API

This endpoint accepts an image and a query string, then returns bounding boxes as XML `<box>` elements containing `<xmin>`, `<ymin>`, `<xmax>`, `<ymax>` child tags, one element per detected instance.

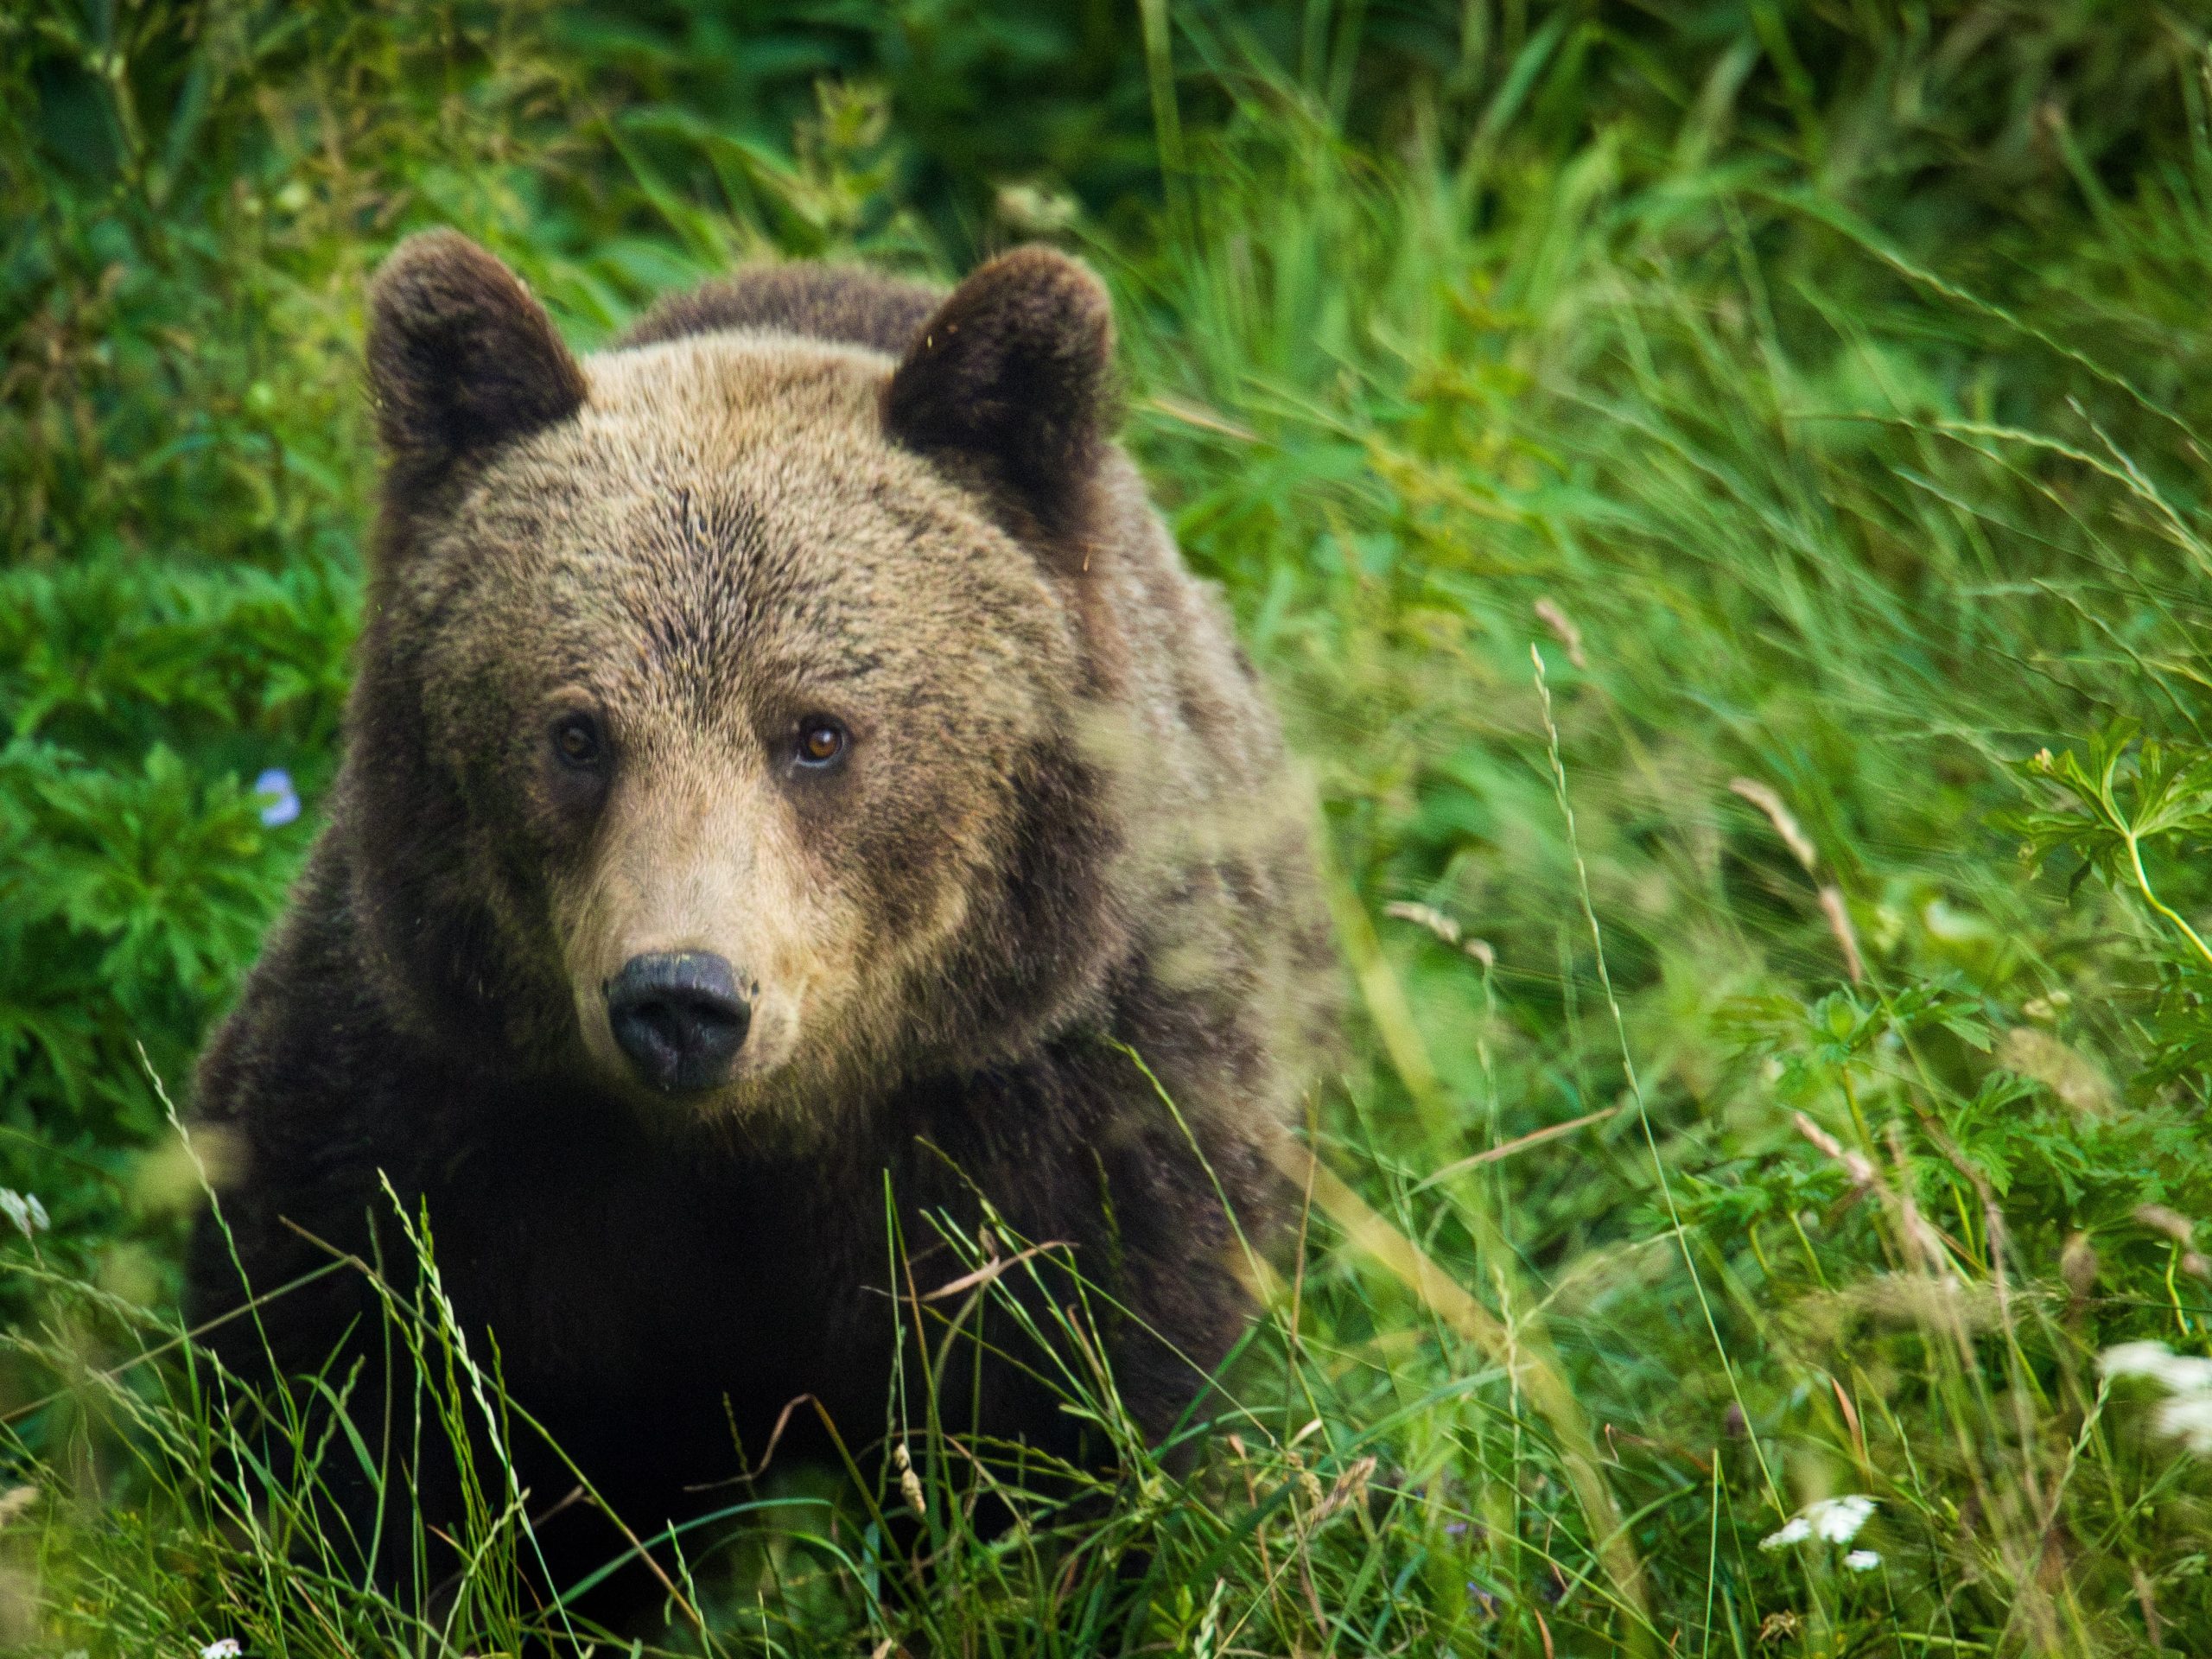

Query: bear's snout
<box><xmin>603</xmin><ymin>951</ymin><xmax>752</xmax><ymax>1093</ymax></box>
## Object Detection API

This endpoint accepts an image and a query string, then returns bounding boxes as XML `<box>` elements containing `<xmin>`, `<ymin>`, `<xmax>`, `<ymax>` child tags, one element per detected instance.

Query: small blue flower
<box><xmin>254</xmin><ymin>768</ymin><xmax>301</xmax><ymax>828</ymax></box>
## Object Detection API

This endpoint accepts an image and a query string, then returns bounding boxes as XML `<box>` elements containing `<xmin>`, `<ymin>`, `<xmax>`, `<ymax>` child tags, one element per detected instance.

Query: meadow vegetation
<box><xmin>6</xmin><ymin>2</ymin><xmax>2212</xmax><ymax>1652</ymax></box>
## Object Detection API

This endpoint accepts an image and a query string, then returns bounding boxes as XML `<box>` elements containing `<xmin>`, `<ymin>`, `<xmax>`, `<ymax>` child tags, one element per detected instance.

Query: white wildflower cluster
<box><xmin>0</xmin><ymin>1190</ymin><xmax>48</xmax><ymax>1240</ymax></box>
<box><xmin>1760</xmin><ymin>1494</ymin><xmax>1878</xmax><ymax>1572</ymax></box>
<box><xmin>2100</xmin><ymin>1340</ymin><xmax>2212</xmax><ymax>1453</ymax></box>
<box><xmin>200</xmin><ymin>1641</ymin><xmax>243</xmax><ymax>1659</ymax></box>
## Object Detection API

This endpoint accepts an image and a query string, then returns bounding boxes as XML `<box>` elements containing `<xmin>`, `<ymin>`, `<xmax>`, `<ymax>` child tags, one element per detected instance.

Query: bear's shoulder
<box><xmin>613</xmin><ymin>263</ymin><xmax>942</xmax><ymax>357</ymax></box>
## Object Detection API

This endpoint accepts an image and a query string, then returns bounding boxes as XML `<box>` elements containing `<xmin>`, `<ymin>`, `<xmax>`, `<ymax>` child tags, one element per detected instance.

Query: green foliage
<box><xmin>9</xmin><ymin>0</ymin><xmax>2212</xmax><ymax>1653</ymax></box>
<box><xmin>2011</xmin><ymin>723</ymin><xmax>2212</xmax><ymax>1093</ymax></box>
<box><xmin>2013</xmin><ymin>723</ymin><xmax>2212</xmax><ymax>958</ymax></box>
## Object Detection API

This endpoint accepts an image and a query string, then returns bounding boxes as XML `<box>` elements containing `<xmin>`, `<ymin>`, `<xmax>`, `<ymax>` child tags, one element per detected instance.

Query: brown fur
<box><xmin>366</xmin><ymin>232</ymin><xmax>588</xmax><ymax>495</ymax></box>
<box><xmin>618</xmin><ymin>262</ymin><xmax>940</xmax><ymax>355</ymax></box>
<box><xmin>187</xmin><ymin>235</ymin><xmax>1338</xmax><ymax>1628</ymax></box>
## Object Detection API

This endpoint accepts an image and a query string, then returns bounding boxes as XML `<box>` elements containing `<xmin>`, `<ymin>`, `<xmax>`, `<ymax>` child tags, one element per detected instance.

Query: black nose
<box><xmin>604</xmin><ymin>952</ymin><xmax>750</xmax><ymax>1093</ymax></box>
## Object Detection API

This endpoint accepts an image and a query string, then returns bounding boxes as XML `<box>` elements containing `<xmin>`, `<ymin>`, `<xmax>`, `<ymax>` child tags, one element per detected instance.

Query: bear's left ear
<box><xmin>883</xmin><ymin>245</ymin><xmax>1117</xmax><ymax>537</ymax></box>
<box><xmin>366</xmin><ymin>230</ymin><xmax>588</xmax><ymax>480</ymax></box>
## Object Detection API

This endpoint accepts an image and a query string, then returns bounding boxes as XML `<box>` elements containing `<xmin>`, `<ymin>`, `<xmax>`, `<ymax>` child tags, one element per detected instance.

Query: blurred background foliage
<box><xmin>8</xmin><ymin>0</ymin><xmax>2212</xmax><ymax>1652</ymax></box>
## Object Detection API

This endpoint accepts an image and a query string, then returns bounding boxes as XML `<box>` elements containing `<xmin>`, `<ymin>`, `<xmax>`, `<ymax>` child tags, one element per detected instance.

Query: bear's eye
<box><xmin>794</xmin><ymin>717</ymin><xmax>849</xmax><ymax>770</ymax></box>
<box><xmin>551</xmin><ymin>712</ymin><xmax>604</xmax><ymax>770</ymax></box>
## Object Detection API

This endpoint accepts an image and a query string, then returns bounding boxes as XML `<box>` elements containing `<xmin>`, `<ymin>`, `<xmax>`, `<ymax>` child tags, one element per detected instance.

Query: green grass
<box><xmin>9</xmin><ymin>1</ymin><xmax>2212</xmax><ymax>1652</ymax></box>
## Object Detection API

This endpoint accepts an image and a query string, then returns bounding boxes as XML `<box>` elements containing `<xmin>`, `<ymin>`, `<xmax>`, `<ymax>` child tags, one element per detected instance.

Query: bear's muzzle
<box><xmin>603</xmin><ymin>950</ymin><xmax>752</xmax><ymax>1093</ymax></box>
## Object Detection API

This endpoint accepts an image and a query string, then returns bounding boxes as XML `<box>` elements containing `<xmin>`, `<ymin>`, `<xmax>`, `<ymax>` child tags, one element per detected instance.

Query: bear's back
<box><xmin>615</xmin><ymin>263</ymin><xmax>942</xmax><ymax>357</ymax></box>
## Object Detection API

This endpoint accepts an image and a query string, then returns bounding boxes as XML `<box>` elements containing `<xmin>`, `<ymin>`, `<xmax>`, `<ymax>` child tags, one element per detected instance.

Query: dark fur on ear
<box><xmin>883</xmin><ymin>245</ymin><xmax>1118</xmax><ymax>539</ymax></box>
<box><xmin>366</xmin><ymin>231</ymin><xmax>587</xmax><ymax>482</ymax></box>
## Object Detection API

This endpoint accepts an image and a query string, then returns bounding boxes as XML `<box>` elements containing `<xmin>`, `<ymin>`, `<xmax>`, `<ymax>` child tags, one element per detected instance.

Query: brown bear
<box><xmin>185</xmin><ymin>231</ymin><xmax>1335</xmax><ymax>1629</ymax></box>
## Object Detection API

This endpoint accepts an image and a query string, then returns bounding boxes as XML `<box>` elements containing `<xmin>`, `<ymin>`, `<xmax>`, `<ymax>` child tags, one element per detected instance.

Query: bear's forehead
<box><xmin>464</xmin><ymin>332</ymin><xmax>1013</xmax><ymax>580</ymax></box>
<box><xmin>425</xmin><ymin>332</ymin><xmax>1069</xmax><ymax>700</ymax></box>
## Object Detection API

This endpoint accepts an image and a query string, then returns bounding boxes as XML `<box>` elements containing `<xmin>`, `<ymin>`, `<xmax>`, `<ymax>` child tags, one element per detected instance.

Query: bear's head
<box><xmin>346</xmin><ymin>232</ymin><xmax>1135</xmax><ymax>1134</ymax></box>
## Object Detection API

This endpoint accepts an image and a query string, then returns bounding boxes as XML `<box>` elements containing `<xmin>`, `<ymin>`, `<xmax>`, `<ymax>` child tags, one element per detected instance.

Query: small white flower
<box><xmin>0</xmin><ymin>1190</ymin><xmax>48</xmax><ymax>1238</ymax></box>
<box><xmin>1761</xmin><ymin>1494</ymin><xmax>1875</xmax><ymax>1550</ymax></box>
<box><xmin>2160</xmin><ymin>1356</ymin><xmax>2212</xmax><ymax>1392</ymax></box>
<box><xmin>2101</xmin><ymin>1340</ymin><xmax>2212</xmax><ymax>1396</ymax></box>
<box><xmin>200</xmin><ymin>1641</ymin><xmax>243</xmax><ymax>1659</ymax></box>
<box><xmin>2100</xmin><ymin>1340</ymin><xmax>2175</xmax><ymax>1380</ymax></box>
<box><xmin>1807</xmin><ymin>1494</ymin><xmax>1876</xmax><ymax>1543</ymax></box>
<box><xmin>1843</xmin><ymin>1549</ymin><xmax>1880</xmax><ymax>1573</ymax></box>
<box><xmin>2155</xmin><ymin>1392</ymin><xmax>2212</xmax><ymax>1454</ymax></box>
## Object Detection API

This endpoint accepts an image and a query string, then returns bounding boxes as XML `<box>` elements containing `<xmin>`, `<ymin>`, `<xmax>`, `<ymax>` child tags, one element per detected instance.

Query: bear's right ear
<box><xmin>366</xmin><ymin>231</ymin><xmax>587</xmax><ymax>476</ymax></box>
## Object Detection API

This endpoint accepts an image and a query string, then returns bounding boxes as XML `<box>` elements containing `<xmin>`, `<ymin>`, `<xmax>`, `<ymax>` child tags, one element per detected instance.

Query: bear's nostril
<box><xmin>604</xmin><ymin>952</ymin><xmax>750</xmax><ymax>1094</ymax></box>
